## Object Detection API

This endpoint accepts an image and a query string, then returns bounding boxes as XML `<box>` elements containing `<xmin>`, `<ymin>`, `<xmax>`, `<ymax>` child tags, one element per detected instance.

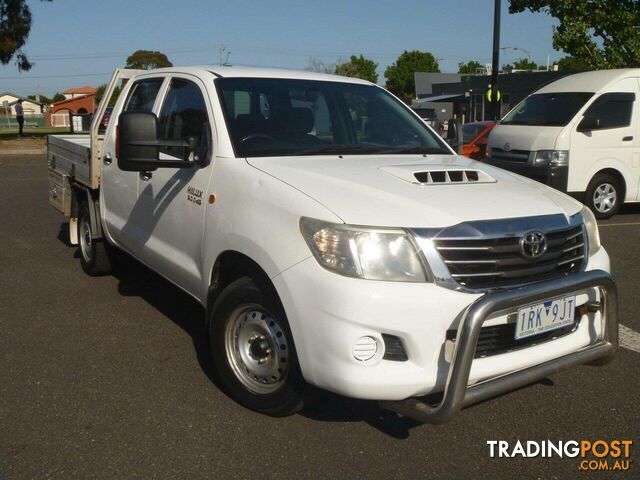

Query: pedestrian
<box><xmin>15</xmin><ymin>99</ymin><xmax>24</xmax><ymax>137</ymax></box>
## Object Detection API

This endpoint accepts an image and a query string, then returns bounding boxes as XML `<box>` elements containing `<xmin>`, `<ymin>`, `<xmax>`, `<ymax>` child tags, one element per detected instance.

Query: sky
<box><xmin>0</xmin><ymin>0</ymin><xmax>562</xmax><ymax>97</ymax></box>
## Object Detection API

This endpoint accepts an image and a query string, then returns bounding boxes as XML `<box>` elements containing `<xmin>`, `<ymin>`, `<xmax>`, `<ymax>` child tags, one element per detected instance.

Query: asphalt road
<box><xmin>1</xmin><ymin>154</ymin><xmax>638</xmax><ymax>479</ymax></box>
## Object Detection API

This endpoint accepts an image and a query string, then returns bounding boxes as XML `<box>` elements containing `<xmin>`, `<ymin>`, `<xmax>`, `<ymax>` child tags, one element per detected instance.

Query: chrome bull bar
<box><xmin>379</xmin><ymin>269</ymin><xmax>618</xmax><ymax>424</ymax></box>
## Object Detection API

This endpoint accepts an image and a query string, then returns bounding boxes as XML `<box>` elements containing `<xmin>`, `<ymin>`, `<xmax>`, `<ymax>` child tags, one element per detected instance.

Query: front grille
<box><xmin>490</xmin><ymin>148</ymin><xmax>531</xmax><ymax>163</ymax></box>
<box><xmin>434</xmin><ymin>225</ymin><xmax>585</xmax><ymax>289</ymax></box>
<box><xmin>446</xmin><ymin>319</ymin><xmax>577</xmax><ymax>358</ymax></box>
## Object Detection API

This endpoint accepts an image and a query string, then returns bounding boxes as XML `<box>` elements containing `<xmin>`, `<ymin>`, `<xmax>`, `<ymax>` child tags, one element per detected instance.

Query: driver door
<box><xmin>134</xmin><ymin>75</ymin><xmax>215</xmax><ymax>295</ymax></box>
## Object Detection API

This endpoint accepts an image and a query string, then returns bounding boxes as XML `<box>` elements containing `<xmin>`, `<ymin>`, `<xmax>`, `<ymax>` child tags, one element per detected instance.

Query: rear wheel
<box><xmin>77</xmin><ymin>201</ymin><xmax>113</xmax><ymax>276</ymax></box>
<box><xmin>209</xmin><ymin>277</ymin><xmax>305</xmax><ymax>416</ymax></box>
<box><xmin>585</xmin><ymin>173</ymin><xmax>622</xmax><ymax>219</ymax></box>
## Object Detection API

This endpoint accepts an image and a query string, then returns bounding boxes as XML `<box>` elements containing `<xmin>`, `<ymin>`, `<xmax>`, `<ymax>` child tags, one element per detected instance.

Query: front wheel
<box><xmin>209</xmin><ymin>277</ymin><xmax>305</xmax><ymax>416</ymax></box>
<box><xmin>585</xmin><ymin>173</ymin><xmax>622</xmax><ymax>219</ymax></box>
<box><xmin>77</xmin><ymin>201</ymin><xmax>113</xmax><ymax>276</ymax></box>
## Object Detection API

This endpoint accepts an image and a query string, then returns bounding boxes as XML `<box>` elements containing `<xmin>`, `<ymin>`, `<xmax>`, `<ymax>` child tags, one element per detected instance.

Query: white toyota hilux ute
<box><xmin>47</xmin><ymin>66</ymin><xmax>618</xmax><ymax>423</ymax></box>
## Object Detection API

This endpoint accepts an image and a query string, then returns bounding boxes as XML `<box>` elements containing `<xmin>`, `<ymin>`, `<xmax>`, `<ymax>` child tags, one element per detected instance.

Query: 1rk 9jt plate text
<box><xmin>515</xmin><ymin>296</ymin><xmax>576</xmax><ymax>340</ymax></box>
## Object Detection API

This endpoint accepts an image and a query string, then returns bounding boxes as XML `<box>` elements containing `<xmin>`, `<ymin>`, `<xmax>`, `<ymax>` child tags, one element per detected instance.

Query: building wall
<box><xmin>51</xmin><ymin>94</ymin><xmax>96</xmax><ymax>115</ymax></box>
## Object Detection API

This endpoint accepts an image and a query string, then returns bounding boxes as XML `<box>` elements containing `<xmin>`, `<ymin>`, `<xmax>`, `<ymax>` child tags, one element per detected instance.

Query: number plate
<box><xmin>515</xmin><ymin>296</ymin><xmax>576</xmax><ymax>340</ymax></box>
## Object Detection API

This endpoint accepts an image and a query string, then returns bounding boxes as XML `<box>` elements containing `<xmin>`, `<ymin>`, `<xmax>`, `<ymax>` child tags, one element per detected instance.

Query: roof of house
<box><xmin>0</xmin><ymin>92</ymin><xmax>44</xmax><ymax>105</ymax></box>
<box><xmin>63</xmin><ymin>85</ymin><xmax>97</xmax><ymax>95</ymax></box>
<box><xmin>51</xmin><ymin>93</ymin><xmax>95</xmax><ymax>107</ymax></box>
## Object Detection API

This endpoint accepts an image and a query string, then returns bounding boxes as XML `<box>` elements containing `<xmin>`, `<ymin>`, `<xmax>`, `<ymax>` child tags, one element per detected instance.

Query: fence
<box><xmin>50</xmin><ymin>112</ymin><xmax>71</xmax><ymax>128</ymax></box>
<box><xmin>0</xmin><ymin>114</ymin><xmax>46</xmax><ymax>129</ymax></box>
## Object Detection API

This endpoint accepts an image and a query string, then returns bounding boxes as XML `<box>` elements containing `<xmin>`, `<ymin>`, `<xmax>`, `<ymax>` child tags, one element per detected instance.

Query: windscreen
<box><xmin>501</xmin><ymin>92</ymin><xmax>594</xmax><ymax>126</ymax></box>
<box><xmin>462</xmin><ymin>123</ymin><xmax>486</xmax><ymax>143</ymax></box>
<box><xmin>217</xmin><ymin>78</ymin><xmax>451</xmax><ymax>157</ymax></box>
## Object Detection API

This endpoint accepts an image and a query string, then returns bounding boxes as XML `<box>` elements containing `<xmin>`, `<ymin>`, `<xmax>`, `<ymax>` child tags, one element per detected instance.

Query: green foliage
<box><xmin>52</xmin><ymin>92</ymin><xmax>65</xmax><ymax>102</ymax></box>
<box><xmin>27</xmin><ymin>93</ymin><xmax>52</xmax><ymax>104</ymax></box>
<box><xmin>95</xmin><ymin>84</ymin><xmax>121</xmax><ymax>107</ymax></box>
<box><xmin>335</xmin><ymin>55</ymin><xmax>378</xmax><ymax>83</ymax></box>
<box><xmin>509</xmin><ymin>0</ymin><xmax>640</xmax><ymax>68</ymax></box>
<box><xmin>0</xmin><ymin>0</ymin><xmax>52</xmax><ymax>71</ymax></box>
<box><xmin>125</xmin><ymin>50</ymin><xmax>173</xmax><ymax>70</ymax></box>
<box><xmin>555</xmin><ymin>55</ymin><xmax>591</xmax><ymax>71</ymax></box>
<box><xmin>458</xmin><ymin>60</ymin><xmax>483</xmax><ymax>74</ymax></box>
<box><xmin>384</xmin><ymin>50</ymin><xmax>440</xmax><ymax>100</ymax></box>
<box><xmin>512</xmin><ymin>58</ymin><xmax>539</xmax><ymax>70</ymax></box>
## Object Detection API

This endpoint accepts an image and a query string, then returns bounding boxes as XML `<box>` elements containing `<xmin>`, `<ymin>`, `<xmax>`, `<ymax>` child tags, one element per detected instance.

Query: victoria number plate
<box><xmin>515</xmin><ymin>296</ymin><xmax>576</xmax><ymax>340</ymax></box>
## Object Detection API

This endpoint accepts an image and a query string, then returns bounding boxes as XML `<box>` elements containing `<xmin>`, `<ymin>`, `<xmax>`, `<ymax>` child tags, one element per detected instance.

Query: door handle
<box><xmin>103</xmin><ymin>153</ymin><xmax>112</xmax><ymax>165</ymax></box>
<box><xmin>622</xmin><ymin>136</ymin><xmax>633</xmax><ymax>142</ymax></box>
<box><xmin>139</xmin><ymin>171</ymin><xmax>152</xmax><ymax>181</ymax></box>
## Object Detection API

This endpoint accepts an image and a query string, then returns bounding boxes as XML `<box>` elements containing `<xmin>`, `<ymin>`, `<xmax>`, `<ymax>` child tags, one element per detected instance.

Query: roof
<box><xmin>0</xmin><ymin>92</ymin><xmax>44</xmax><ymax>105</ymax></box>
<box><xmin>137</xmin><ymin>65</ymin><xmax>374</xmax><ymax>85</ymax></box>
<box><xmin>63</xmin><ymin>85</ymin><xmax>97</xmax><ymax>94</ymax></box>
<box><xmin>51</xmin><ymin>93</ymin><xmax>95</xmax><ymax>107</ymax></box>
<box><xmin>536</xmin><ymin>69</ymin><xmax>640</xmax><ymax>94</ymax></box>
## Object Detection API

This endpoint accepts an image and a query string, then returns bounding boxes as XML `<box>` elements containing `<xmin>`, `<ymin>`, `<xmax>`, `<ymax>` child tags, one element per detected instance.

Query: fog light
<box><xmin>353</xmin><ymin>336</ymin><xmax>378</xmax><ymax>362</ymax></box>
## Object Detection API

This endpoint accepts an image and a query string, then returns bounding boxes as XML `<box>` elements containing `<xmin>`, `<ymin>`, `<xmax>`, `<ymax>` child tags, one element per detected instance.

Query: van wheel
<box><xmin>209</xmin><ymin>277</ymin><xmax>305</xmax><ymax>416</ymax></box>
<box><xmin>77</xmin><ymin>201</ymin><xmax>113</xmax><ymax>276</ymax></box>
<box><xmin>585</xmin><ymin>174</ymin><xmax>622</xmax><ymax>219</ymax></box>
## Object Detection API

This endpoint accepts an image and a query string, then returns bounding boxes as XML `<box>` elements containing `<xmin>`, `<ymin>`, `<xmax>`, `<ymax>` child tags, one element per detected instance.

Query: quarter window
<box><xmin>582</xmin><ymin>92</ymin><xmax>635</xmax><ymax>130</ymax></box>
<box><xmin>158</xmin><ymin>78</ymin><xmax>209</xmax><ymax>158</ymax></box>
<box><xmin>124</xmin><ymin>78</ymin><xmax>163</xmax><ymax>113</ymax></box>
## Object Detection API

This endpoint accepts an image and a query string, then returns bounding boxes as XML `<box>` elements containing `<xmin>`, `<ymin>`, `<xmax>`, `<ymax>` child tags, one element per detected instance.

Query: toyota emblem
<box><xmin>520</xmin><ymin>231</ymin><xmax>547</xmax><ymax>259</ymax></box>
<box><xmin>503</xmin><ymin>142</ymin><xmax>512</xmax><ymax>152</ymax></box>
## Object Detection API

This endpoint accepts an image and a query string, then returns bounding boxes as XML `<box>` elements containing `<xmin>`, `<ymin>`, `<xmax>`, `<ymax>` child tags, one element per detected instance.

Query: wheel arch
<box><xmin>590</xmin><ymin>168</ymin><xmax>627</xmax><ymax>201</ymax></box>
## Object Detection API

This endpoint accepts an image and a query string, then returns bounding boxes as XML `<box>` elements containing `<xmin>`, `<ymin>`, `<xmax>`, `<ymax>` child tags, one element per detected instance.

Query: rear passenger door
<box><xmin>102</xmin><ymin>76</ymin><xmax>165</xmax><ymax>254</ymax></box>
<box><xmin>134</xmin><ymin>75</ymin><xmax>214</xmax><ymax>295</ymax></box>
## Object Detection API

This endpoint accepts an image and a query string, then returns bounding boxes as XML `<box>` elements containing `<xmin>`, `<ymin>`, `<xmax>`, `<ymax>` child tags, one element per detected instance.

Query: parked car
<box><xmin>487</xmin><ymin>69</ymin><xmax>640</xmax><ymax>218</ymax></box>
<box><xmin>47</xmin><ymin>66</ymin><xmax>617</xmax><ymax>424</ymax></box>
<box><xmin>461</xmin><ymin>121</ymin><xmax>495</xmax><ymax>160</ymax></box>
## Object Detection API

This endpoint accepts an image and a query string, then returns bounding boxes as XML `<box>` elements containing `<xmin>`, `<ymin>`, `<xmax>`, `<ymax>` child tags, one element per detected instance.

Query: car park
<box><xmin>486</xmin><ymin>69</ymin><xmax>640</xmax><ymax>219</ymax></box>
<box><xmin>47</xmin><ymin>66</ymin><xmax>617</xmax><ymax>424</ymax></box>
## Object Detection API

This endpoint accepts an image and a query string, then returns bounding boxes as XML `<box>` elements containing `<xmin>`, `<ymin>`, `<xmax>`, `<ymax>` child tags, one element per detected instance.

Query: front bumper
<box><xmin>485</xmin><ymin>157</ymin><xmax>569</xmax><ymax>192</ymax></box>
<box><xmin>273</xmin><ymin>248</ymin><xmax>613</xmax><ymax>404</ymax></box>
<box><xmin>379</xmin><ymin>269</ymin><xmax>617</xmax><ymax>424</ymax></box>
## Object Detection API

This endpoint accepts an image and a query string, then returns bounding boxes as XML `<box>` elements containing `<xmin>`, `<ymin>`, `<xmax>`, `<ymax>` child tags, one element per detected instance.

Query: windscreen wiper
<box><xmin>296</xmin><ymin>144</ymin><xmax>381</xmax><ymax>156</ymax></box>
<box><xmin>377</xmin><ymin>146</ymin><xmax>450</xmax><ymax>154</ymax></box>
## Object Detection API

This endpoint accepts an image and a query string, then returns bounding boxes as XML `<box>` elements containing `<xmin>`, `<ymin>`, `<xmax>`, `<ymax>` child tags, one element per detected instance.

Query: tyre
<box><xmin>209</xmin><ymin>277</ymin><xmax>305</xmax><ymax>416</ymax></box>
<box><xmin>77</xmin><ymin>201</ymin><xmax>113</xmax><ymax>276</ymax></box>
<box><xmin>585</xmin><ymin>173</ymin><xmax>622</xmax><ymax>219</ymax></box>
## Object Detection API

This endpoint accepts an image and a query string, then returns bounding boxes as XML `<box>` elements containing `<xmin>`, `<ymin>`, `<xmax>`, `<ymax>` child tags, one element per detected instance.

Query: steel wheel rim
<box><xmin>593</xmin><ymin>183</ymin><xmax>617</xmax><ymax>213</ymax></box>
<box><xmin>79</xmin><ymin>216</ymin><xmax>92</xmax><ymax>263</ymax></box>
<box><xmin>224</xmin><ymin>304</ymin><xmax>290</xmax><ymax>394</ymax></box>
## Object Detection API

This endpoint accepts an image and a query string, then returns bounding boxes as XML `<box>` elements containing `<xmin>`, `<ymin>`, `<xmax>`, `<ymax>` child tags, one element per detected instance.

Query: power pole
<box><xmin>490</xmin><ymin>0</ymin><xmax>501</xmax><ymax>120</ymax></box>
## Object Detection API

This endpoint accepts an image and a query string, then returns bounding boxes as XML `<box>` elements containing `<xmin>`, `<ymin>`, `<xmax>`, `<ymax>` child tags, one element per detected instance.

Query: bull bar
<box><xmin>379</xmin><ymin>269</ymin><xmax>618</xmax><ymax>424</ymax></box>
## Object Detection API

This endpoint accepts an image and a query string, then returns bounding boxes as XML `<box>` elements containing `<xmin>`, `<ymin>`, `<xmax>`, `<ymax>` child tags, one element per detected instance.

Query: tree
<box><xmin>555</xmin><ymin>55</ymin><xmax>591</xmax><ymax>71</ymax></box>
<box><xmin>335</xmin><ymin>55</ymin><xmax>378</xmax><ymax>83</ymax></box>
<box><xmin>384</xmin><ymin>50</ymin><xmax>440</xmax><ymax>100</ymax></box>
<box><xmin>52</xmin><ymin>92</ymin><xmax>65</xmax><ymax>102</ymax></box>
<box><xmin>95</xmin><ymin>84</ymin><xmax>121</xmax><ymax>106</ymax></box>
<box><xmin>509</xmin><ymin>0</ymin><xmax>640</xmax><ymax>69</ymax></box>
<box><xmin>125</xmin><ymin>50</ymin><xmax>172</xmax><ymax>70</ymax></box>
<box><xmin>458</xmin><ymin>60</ymin><xmax>483</xmax><ymax>74</ymax></box>
<box><xmin>512</xmin><ymin>58</ymin><xmax>539</xmax><ymax>70</ymax></box>
<box><xmin>0</xmin><ymin>0</ymin><xmax>52</xmax><ymax>71</ymax></box>
<box><xmin>28</xmin><ymin>93</ymin><xmax>52</xmax><ymax>104</ymax></box>
<box><xmin>305</xmin><ymin>57</ymin><xmax>335</xmax><ymax>74</ymax></box>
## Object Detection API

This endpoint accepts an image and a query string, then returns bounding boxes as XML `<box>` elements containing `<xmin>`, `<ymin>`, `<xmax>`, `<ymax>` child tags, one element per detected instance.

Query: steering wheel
<box><xmin>240</xmin><ymin>133</ymin><xmax>275</xmax><ymax>144</ymax></box>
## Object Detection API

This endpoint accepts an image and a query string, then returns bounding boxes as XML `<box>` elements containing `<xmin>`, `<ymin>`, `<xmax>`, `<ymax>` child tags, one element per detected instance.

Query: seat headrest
<box><xmin>288</xmin><ymin>107</ymin><xmax>314</xmax><ymax>134</ymax></box>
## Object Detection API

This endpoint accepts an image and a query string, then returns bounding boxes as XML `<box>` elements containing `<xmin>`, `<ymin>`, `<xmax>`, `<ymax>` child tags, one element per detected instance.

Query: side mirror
<box><xmin>117</xmin><ymin>112</ymin><xmax>201</xmax><ymax>172</ymax></box>
<box><xmin>577</xmin><ymin>115</ymin><xmax>600</xmax><ymax>132</ymax></box>
<box><xmin>118</xmin><ymin>112</ymin><xmax>159</xmax><ymax>172</ymax></box>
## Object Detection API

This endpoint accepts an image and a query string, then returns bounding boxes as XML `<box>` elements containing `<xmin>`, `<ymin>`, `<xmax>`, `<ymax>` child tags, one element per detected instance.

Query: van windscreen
<box><xmin>501</xmin><ymin>92</ymin><xmax>594</xmax><ymax>127</ymax></box>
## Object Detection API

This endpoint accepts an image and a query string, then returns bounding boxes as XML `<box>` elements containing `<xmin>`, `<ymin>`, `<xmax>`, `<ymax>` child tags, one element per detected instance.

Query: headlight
<box><xmin>534</xmin><ymin>150</ymin><xmax>569</xmax><ymax>166</ymax></box>
<box><xmin>581</xmin><ymin>206</ymin><xmax>601</xmax><ymax>257</ymax></box>
<box><xmin>299</xmin><ymin>217</ymin><xmax>428</xmax><ymax>282</ymax></box>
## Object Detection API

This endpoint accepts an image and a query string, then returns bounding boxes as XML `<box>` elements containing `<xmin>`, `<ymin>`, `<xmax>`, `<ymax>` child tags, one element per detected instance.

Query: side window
<box><xmin>124</xmin><ymin>79</ymin><xmax>164</xmax><ymax>113</ymax></box>
<box><xmin>158</xmin><ymin>78</ymin><xmax>209</xmax><ymax>158</ymax></box>
<box><xmin>583</xmin><ymin>92</ymin><xmax>635</xmax><ymax>130</ymax></box>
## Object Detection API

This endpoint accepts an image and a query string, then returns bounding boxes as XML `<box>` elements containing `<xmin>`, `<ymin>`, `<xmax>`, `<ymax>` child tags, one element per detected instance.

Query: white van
<box><xmin>487</xmin><ymin>69</ymin><xmax>640</xmax><ymax>218</ymax></box>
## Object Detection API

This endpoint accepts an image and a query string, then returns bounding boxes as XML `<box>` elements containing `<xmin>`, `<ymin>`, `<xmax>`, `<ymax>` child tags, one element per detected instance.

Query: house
<box><xmin>63</xmin><ymin>85</ymin><xmax>97</xmax><ymax>100</ymax></box>
<box><xmin>0</xmin><ymin>92</ymin><xmax>45</xmax><ymax>116</ymax></box>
